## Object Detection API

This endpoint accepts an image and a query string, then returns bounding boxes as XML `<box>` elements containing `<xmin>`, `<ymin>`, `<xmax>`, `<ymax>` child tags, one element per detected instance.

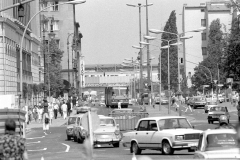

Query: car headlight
<box><xmin>175</xmin><ymin>135</ymin><xmax>184</xmax><ymax>140</ymax></box>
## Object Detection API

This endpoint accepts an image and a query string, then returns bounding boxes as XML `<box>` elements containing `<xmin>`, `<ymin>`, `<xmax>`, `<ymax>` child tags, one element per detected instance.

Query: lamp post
<box><xmin>19</xmin><ymin>0</ymin><xmax>86</xmax><ymax>107</ymax></box>
<box><xmin>67</xmin><ymin>33</ymin><xmax>74</xmax><ymax>86</ymax></box>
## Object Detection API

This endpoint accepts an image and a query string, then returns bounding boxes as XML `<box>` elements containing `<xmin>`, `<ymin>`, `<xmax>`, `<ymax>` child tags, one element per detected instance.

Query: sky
<box><xmin>75</xmin><ymin>0</ymin><xmax>207</xmax><ymax>65</ymax></box>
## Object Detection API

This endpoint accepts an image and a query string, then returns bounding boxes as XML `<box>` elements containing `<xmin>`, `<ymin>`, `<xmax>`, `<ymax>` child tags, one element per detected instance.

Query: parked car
<box><xmin>154</xmin><ymin>96</ymin><xmax>168</xmax><ymax>104</ymax></box>
<box><xmin>93</xmin><ymin>116</ymin><xmax>121</xmax><ymax>148</ymax></box>
<box><xmin>207</xmin><ymin>106</ymin><xmax>230</xmax><ymax>124</ymax></box>
<box><xmin>122</xmin><ymin>116</ymin><xmax>202</xmax><ymax>155</ymax></box>
<box><xmin>190</xmin><ymin>96</ymin><xmax>207</xmax><ymax>109</ymax></box>
<box><xmin>66</xmin><ymin>115</ymin><xmax>78</xmax><ymax>140</ymax></box>
<box><xmin>204</xmin><ymin>101</ymin><xmax>218</xmax><ymax>113</ymax></box>
<box><xmin>193</xmin><ymin>129</ymin><xmax>239</xmax><ymax>159</ymax></box>
<box><xmin>76</xmin><ymin>106</ymin><xmax>90</xmax><ymax>114</ymax></box>
<box><xmin>73</xmin><ymin>114</ymin><xmax>89</xmax><ymax>143</ymax></box>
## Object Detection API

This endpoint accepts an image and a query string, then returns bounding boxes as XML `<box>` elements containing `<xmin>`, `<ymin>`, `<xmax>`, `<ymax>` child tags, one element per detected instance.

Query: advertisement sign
<box><xmin>80</xmin><ymin>59</ymin><xmax>85</xmax><ymax>88</ymax></box>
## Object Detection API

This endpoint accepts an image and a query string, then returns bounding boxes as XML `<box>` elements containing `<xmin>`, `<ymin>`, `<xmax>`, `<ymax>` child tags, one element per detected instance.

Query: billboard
<box><xmin>80</xmin><ymin>59</ymin><xmax>85</xmax><ymax>88</ymax></box>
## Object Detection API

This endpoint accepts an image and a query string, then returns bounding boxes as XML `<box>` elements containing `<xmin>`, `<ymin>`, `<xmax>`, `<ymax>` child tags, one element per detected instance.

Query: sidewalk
<box><xmin>218</xmin><ymin>102</ymin><xmax>238</xmax><ymax>112</ymax></box>
<box><xmin>146</xmin><ymin>104</ymin><xmax>196</xmax><ymax>122</ymax></box>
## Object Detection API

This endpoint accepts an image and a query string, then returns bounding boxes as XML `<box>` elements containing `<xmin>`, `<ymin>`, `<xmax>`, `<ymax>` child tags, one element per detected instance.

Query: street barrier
<box><xmin>0</xmin><ymin>109</ymin><xmax>26</xmax><ymax>136</ymax></box>
<box><xmin>108</xmin><ymin>112</ymin><xmax>149</xmax><ymax>131</ymax></box>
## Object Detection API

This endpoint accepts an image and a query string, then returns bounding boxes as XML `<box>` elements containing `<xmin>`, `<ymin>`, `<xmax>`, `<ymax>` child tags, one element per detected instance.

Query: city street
<box><xmin>26</xmin><ymin>102</ymin><xmax>240</xmax><ymax>160</ymax></box>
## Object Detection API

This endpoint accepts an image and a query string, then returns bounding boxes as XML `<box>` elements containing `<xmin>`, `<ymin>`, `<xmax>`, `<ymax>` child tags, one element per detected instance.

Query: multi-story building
<box><xmin>0</xmin><ymin>0</ymin><xmax>42</xmax><ymax>95</ymax></box>
<box><xmin>182</xmin><ymin>0</ymin><xmax>233</xmax><ymax>87</ymax></box>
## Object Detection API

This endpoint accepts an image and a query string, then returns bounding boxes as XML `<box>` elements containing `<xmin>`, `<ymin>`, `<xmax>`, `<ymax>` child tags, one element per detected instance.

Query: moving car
<box><xmin>66</xmin><ymin>115</ymin><xmax>78</xmax><ymax>140</ymax></box>
<box><xmin>73</xmin><ymin>114</ymin><xmax>89</xmax><ymax>143</ymax></box>
<box><xmin>207</xmin><ymin>106</ymin><xmax>230</xmax><ymax>124</ymax></box>
<box><xmin>204</xmin><ymin>101</ymin><xmax>218</xmax><ymax>113</ymax></box>
<box><xmin>193</xmin><ymin>129</ymin><xmax>239</xmax><ymax>159</ymax></box>
<box><xmin>93</xmin><ymin>116</ymin><xmax>121</xmax><ymax>148</ymax></box>
<box><xmin>190</xmin><ymin>96</ymin><xmax>207</xmax><ymax>109</ymax></box>
<box><xmin>122</xmin><ymin>116</ymin><xmax>202</xmax><ymax>155</ymax></box>
<box><xmin>154</xmin><ymin>96</ymin><xmax>169</xmax><ymax>104</ymax></box>
<box><xmin>76</xmin><ymin>106</ymin><xmax>90</xmax><ymax>114</ymax></box>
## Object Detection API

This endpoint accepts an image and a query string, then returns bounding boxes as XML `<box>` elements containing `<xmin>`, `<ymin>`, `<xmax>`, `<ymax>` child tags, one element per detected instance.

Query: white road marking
<box><xmin>95</xmin><ymin>150</ymin><xmax>106</xmax><ymax>151</ymax></box>
<box><xmin>26</xmin><ymin>136</ymin><xmax>45</xmax><ymax>140</ymax></box>
<box><xmin>124</xmin><ymin>149</ymin><xmax>130</xmax><ymax>150</ymax></box>
<box><xmin>28</xmin><ymin>148</ymin><xmax>47</xmax><ymax>152</ymax></box>
<box><xmin>62</xmin><ymin>143</ymin><xmax>70</xmax><ymax>152</ymax></box>
<box><xmin>26</xmin><ymin>141</ymin><xmax>40</xmax><ymax>144</ymax></box>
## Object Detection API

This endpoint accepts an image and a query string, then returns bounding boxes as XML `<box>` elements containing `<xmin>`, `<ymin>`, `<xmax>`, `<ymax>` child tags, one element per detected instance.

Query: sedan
<box><xmin>207</xmin><ymin>106</ymin><xmax>230</xmax><ymax>124</ymax></box>
<box><xmin>204</xmin><ymin>101</ymin><xmax>218</xmax><ymax>113</ymax></box>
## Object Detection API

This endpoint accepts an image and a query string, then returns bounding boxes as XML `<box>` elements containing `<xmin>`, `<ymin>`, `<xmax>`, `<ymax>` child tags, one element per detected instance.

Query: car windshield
<box><xmin>68</xmin><ymin>117</ymin><xmax>77</xmax><ymax>125</ymax></box>
<box><xmin>100</xmin><ymin>118</ymin><xmax>115</xmax><ymax>126</ymax></box>
<box><xmin>194</xmin><ymin>97</ymin><xmax>204</xmax><ymax>101</ymax></box>
<box><xmin>158</xmin><ymin>118</ymin><xmax>192</xmax><ymax>129</ymax></box>
<box><xmin>206</xmin><ymin>133</ymin><xmax>237</xmax><ymax>151</ymax></box>
<box><xmin>210</xmin><ymin>107</ymin><xmax>225</xmax><ymax>112</ymax></box>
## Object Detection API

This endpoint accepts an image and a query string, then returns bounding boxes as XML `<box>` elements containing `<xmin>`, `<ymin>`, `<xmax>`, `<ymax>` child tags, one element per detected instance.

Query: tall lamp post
<box><xmin>19</xmin><ymin>0</ymin><xmax>86</xmax><ymax>107</ymax></box>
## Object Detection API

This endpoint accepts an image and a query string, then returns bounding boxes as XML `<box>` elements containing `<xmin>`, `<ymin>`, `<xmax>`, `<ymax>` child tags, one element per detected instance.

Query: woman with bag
<box><xmin>42</xmin><ymin>111</ymin><xmax>50</xmax><ymax>134</ymax></box>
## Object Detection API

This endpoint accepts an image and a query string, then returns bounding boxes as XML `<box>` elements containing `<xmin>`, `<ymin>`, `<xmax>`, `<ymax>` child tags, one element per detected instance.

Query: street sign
<box><xmin>80</xmin><ymin>60</ymin><xmax>85</xmax><ymax>88</ymax></box>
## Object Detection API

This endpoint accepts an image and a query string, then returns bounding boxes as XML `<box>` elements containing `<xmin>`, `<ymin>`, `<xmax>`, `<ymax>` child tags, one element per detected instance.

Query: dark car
<box><xmin>76</xmin><ymin>106</ymin><xmax>90</xmax><ymax>114</ymax></box>
<box><xmin>190</xmin><ymin>96</ymin><xmax>207</xmax><ymax>109</ymax></box>
<box><xmin>207</xmin><ymin>106</ymin><xmax>230</xmax><ymax>124</ymax></box>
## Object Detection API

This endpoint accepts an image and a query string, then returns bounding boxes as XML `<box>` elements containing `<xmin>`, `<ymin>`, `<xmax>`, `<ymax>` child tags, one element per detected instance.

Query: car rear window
<box><xmin>68</xmin><ymin>117</ymin><xmax>77</xmax><ymax>125</ymax></box>
<box><xmin>206</xmin><ymin>133</ymin><xmax>237</xmax><ymax>150</ymax></box>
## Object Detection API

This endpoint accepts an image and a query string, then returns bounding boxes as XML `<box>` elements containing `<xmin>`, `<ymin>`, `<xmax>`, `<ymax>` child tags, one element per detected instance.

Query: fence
<box><xmin>0</xmin><ymin>109</ymin><xmax>26</xmax><ymax>137</ymax></box>
<box><xmin>108</xmin><ymin>112</ymin><xmax>149</xmax><ymax>131</ymax></box>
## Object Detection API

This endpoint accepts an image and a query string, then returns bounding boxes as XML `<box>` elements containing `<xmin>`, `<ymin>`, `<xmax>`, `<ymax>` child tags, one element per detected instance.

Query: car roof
<box><xmin>138</xmin><ymin>116</ymin><xmax>187</xmax><ymax>121</ymax></box>
<box><xmin>69</xmin><ymin>114</ymin><xmax>85</xmax><ymax>118</ymax></box>
<box><xmin>203</xmin><ymin>129</ymin><xmax>236</xmax><ymax>135</ymax></box>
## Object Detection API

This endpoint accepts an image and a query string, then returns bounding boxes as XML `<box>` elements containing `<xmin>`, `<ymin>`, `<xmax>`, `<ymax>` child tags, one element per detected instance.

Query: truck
<box><xmin>105</xmin><ymin>87</ymin><xmax>129</xmax><ymax>108</ymax></box>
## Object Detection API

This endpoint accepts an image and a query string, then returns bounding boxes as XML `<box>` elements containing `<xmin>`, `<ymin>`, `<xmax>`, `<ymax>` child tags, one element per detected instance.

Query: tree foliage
<box><xmin>191</xmin><ymin>19</ymin><xmax>227</xmax><ymax>90</ymax></box>
<box><xmin>159</xmin><ymin>10</ymin><xmax>178</xmax><ymax>91</ymax></box>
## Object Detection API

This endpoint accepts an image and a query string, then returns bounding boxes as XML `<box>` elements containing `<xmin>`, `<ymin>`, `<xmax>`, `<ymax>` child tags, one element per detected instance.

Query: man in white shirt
<box><xmin>62</xmin><ymin>102</ymin><xmax>68</xmax><ymax>119</ymax></box>
<box><xmin>53</xmin><ymin>103</ymin><xmax>59</xmax><ymax>119</ymax></box>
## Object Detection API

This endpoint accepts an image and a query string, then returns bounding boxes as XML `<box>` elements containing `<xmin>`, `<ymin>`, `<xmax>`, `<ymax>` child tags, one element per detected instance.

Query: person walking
<box><xmin>53</xmin><ymin>102</ymin><xmax>59</xmax><ymax>119</ymax></box>
<box><xmin>42</xmin><ymin>111</ymin><xmax>50</xmax><ymax>134</ymax></box>
<box><xmin>62</xmin><ymin>101</ymin><xmax>68</xmax><ymax>120</ymax></box>
<box><xmin>118</xmin><ymin>100</ymin><xmax>122</xmax><ymax>109</ymax></box>
<box><xmin>33</xmin><ymin>106</ymin><xmax>38</xmax><ymax>122</ymax></box>
<box><xmin>67</xmin><ymin>100</ymin><xmax>71</xmax><ymax>117</ymax></box>
<box><xmin>48</xmin><ymin>103</ymin><xmax>54</xmax><ymax>124</ymax></box>
<box><xmin>38</xmin><ymin>107</ymin><xmax>43</xmax><ymax>123</ymax></box>
<box><xmin>0</xmin><ymin>119</ymin><xmax>28</xmax><ymax>159</ymax></box>
<box><xmin>185</xmin><ymin>97</ymin><xmax>193</xmax><ymax>113</ymax></box>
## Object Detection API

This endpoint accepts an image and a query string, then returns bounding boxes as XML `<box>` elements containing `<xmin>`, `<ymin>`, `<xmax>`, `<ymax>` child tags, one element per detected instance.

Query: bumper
<box><xmin>172</xmin><ymin>141</ymin><xmax>198</xmax><ymax>150</ymax></box>
<box><xmin>208</xmin><ymin>117</ymin><xmax>220</xmax><ymax>121</ymax></box>
<box><xmin>94</xmin><ymin>139</ymin><xmax>120</xmax><ymax>145</ymax></box>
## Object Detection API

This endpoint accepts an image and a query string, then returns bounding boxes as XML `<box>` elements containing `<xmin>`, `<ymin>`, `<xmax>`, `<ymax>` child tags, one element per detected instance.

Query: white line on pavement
<box><xmin>26</xmin><ymin>141</ymin><xmax>40</xmax><ymax>144</ymax></box>
<box><xmin>28</xmin><ymin>148</ymin><xmax>47</xmax><ymax>152</ymax></box>
<box><xmin>26</xmin><ymin>136</ymin><xmax>45</xmax><ymax>140</ymax></box>
<box><xmin>124</xmin><ymin>149</ymin><xmax>130</xmax><ymax>150</ymax></box>
<box><xmin>62</xmin><ymin>143</ymin><xmax>70</xmax><ymax>152</ymax></box>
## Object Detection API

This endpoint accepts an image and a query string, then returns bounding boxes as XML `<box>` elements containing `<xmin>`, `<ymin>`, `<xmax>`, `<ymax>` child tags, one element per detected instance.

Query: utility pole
<box><xmin>138</xmin><ymin>3</ymin><xmax>143</xmax><ymax>97</ymax></box>
<box><xmin>146</xmin><ymin>0</ymin><xmax>151</xmax><ymax>106</ymax></box>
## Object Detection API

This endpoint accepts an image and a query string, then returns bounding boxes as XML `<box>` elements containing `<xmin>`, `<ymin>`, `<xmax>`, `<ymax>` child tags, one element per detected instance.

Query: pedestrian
<box><xmin>33</xmin><ymin>105</ymin><xmax>38</xmax><ymax>122</ymax></box>
<box><xmin>118</xmin><ymin>101</ymin><xmax>122</xmax><ymax>109</ymax></box>
<box><xmin>185</xmin><ymin>97</ymin><xmax>193</xmax><ymax>113</ymax></box>
<box><xmin>67</xmin><ymin>100</ymin><xmax>71</xmax><ymax>117</ymax></box>
<box><xmin>48</xmin><ymin>103</ymin><xmax>54</xmax><ymax>124</ymax></box>
<box><xmin>38</xmin><ymin>106</ymin><xmax>43</xmax><ymax>123</ymax></box>
<box><xmin>215</xmin><ymin>115</ymin><xmax>234</xmax><ymax>129</ymax></box>
<box><xmin>42</xmin><ymin>111</ymin><xmax>50</xmax><ymax>134</ymax></box>
<box><xmin>237</xmin><ymin>101</ymin><xmax>240</xmax><ymax>122</ymax></box>
<box><xmin>53</xmin><ymin>102</ymin><xmax>59</xmax><ymax>119</ymax></box>
<box><xmin>0</xmin><ymin>119</ymin><xmax>28</xmax><ymax>159</ymax></box>
<box><xmin>62</xmin><ymin>101</ymin><xmax>68</xmax><ymax>119</ymax></box>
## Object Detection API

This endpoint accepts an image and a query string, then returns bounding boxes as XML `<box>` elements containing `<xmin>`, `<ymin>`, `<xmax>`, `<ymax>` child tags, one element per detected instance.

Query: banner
<box><xmin>80</xmin><ymin>59</ymin><xmax>85</xmax><ymax>88</ymax></box>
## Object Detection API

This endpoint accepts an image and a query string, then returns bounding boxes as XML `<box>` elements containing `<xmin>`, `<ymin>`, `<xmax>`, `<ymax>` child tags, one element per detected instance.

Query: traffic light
<box><xmin>180</xmin><ymin>58</ymin><xmax>183</xmax><ymax>64</ymax></box>
<box><xmin>148</xmin><ymin>85</ymin><xmax>151</xmax><ymax>91</ymax></box>
<box><xmin>18</xmin><ymin>4</ymin><xmax>24</xmax><ymax>18</ymax></box>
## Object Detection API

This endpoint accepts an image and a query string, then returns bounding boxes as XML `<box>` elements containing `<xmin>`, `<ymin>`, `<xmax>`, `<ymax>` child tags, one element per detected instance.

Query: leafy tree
<box><xmin>191</xmin><ymin>19</ymin><xmax>227</xmax><ymax>90</ymax></box>
<box><xmin>45</xmin><ymin>39</ymin><xmax>65</xmax><ymax>96</ymax></box>
<box><xmin>159</xmin><ymin>10</ymin><xmax>178</xmax><ymax>91</ymax></box>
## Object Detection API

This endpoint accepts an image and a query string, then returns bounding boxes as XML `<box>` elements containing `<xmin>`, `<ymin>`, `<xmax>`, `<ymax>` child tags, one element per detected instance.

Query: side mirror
<box><xmin>192</xmin><ymin>125</ymin><xmax>195</xmax><ymax>129</ymax></box>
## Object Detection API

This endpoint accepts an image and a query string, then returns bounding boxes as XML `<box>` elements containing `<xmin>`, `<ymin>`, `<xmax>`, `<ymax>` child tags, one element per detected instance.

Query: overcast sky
<box><xmin>76</xmin><ymin>0</ymin><xmax>207</xmax><ymax>65</ymax></box>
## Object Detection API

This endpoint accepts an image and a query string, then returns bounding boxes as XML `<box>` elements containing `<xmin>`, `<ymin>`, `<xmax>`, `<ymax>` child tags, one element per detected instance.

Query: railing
<box><xmin>108</xmin><ymin>112</ymin><xmax>149</xmax><ymax>131</ymax></box>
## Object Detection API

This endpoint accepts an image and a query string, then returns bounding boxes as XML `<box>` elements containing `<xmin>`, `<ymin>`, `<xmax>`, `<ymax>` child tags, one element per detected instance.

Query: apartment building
<box><xmin>182</xmin><ymin>0</ymin><xmax>232</xmax><ymax>87</ymax></box>
<box><xmin>0</xmin><ymin>0</ymin><xmax>42</xmax><ymax>95</ymax></box>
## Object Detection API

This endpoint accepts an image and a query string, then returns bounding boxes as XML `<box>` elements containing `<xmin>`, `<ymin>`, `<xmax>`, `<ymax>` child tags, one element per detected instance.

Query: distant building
<box><xmin>0</xmin><ymin>0</ymin><xmax>42</xmax><ymax>95</ymax></box>
<box><xmin>182</xmin><ymin>0</ymin><xmax>233</xmax><ymax>87</ymax></box>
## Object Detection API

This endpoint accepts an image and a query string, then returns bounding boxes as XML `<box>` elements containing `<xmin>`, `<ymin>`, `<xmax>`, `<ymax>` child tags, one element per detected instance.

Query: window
<box><xmin>52</xmin><ymin>20</ymin><xmax>59</xmax><ymax>31</ymax></box>
<box><xmin>201</xmin><ymin>19</ymin><xmax>206</xmax><ymax>27</ymax></box>
<box><xmin>68</xmin><ymin>117</ymin><xmax>77</xmax><ymax>125</ymax></box>
<box><xmin>137</xmin><ymin>120</ymin><xmax>148</xmax><ymax>131</ymax></box>
<box><xmin>148</xmin><ymin>120</ymin><xmax>158</xmax><ymax>131</ymax></box>
<box><xmin>202</xmin><ymin>33</ymin><xmax>207</xmax><ymax>40</ymax></box>
<box><xmin>50</xmin><ymin>1</ymin><xmax>59</xmax><ymax>11</ymax></box>
<box><xmin>55</xmin><ymin>40</ymin><xmax>60</xmax><ymax>48</ymax></box>
<box><xmin>41</xmin><ymin>2</ymin><xmax>48</xmax><ymax>10</ymax></box>
<box><xmin>202</xmin><ymin>47</ymin><xmax>207</xmax><ymax>55</ymax></box>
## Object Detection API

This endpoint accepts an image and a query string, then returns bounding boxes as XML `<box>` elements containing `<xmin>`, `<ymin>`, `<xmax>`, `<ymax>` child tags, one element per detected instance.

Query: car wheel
<box><xmin>162</xmin><ymin>141</ymin><xmax>174</xmax><ymax>155</ymax></box>
<box><xmin>131</xmin><ymin>142</ymin><xmax>141</xmax><ymax>155</ymax></box>
<box><xmin>67</xmin><ymin>135</ymin><xmax>71</xmax><ymax>140</ymax></box>
<box><xmin>113</xmin><ymin>142</ymin><xmax>120</xmax><ymax>148</ymax></box>
<box><xmin>77</xmin><ymin>135</ymin><xmax>84</xmax><ymax>144</ymax></box>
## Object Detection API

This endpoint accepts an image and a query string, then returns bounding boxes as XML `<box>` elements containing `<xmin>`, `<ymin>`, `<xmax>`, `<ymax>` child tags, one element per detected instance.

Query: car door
<box><xmin>147</xmin><ymin>120</ymin><xmax>158</xmax><ymax>148</ymax></box>
<box><xmin>136</xmin><ymin>120</ymin><xmax>148</xmax><ymax>148</ymax></box>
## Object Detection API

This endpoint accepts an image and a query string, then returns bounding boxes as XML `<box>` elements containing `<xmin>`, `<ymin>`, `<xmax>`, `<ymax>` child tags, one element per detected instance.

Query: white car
<box><xmin>193</xmin><ymin>129</ymin><xmax>239</xmax><ymax>159</ymax></box>
<box><xmin>218</xmin><ymin>95</ymin><xmax>224</xmax><ymax>103</ymax></box>
<box><xmin>93</xmin><ymin>116</ymin><xmax>122</xmax><ymax>148</ymax></box>
<box><xmin>122</xmin><ymin>116</ymin><xmax>202</xmax><ymax>155</ymax></box>
<box><xmin>204</xmin><ymin>101</ymin><xmax>218</xmax><ymax>113</ymax></box>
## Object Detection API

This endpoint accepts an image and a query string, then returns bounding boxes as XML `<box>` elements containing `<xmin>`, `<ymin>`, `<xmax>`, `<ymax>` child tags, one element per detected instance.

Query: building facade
<box><xmin>182</xmin><ymin>0</ymin><xmax>232</xmax><ymax>87</ymax></box>
<box><xmin>0</xmin><ymin>0</ymin><xmax>42</xmax><ymax>95</ymax></box>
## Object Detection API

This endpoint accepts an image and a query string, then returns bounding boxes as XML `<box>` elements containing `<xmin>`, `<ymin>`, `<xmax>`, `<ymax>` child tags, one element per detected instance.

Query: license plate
<box><xmin>188</xmin><ymin>143</ymin><xmax>198</xmax><ymax>147</ymax></box>
<box><xmin>98</xmin><ymin>139</ymin><xmax>111</xmax><ymax>142</ymax></box>
<box><xmin>213</xmin><ymin>116</ymin><xmax>219</xmax><ymax>118</ymax></box>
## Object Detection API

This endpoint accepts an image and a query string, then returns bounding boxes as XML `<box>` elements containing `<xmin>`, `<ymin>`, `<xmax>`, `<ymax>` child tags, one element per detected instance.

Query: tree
<box><xmin>159</xmin><ymin>10</ymin><xmax>178</xmax><ymax>91</ymax></box>
<box><xmin>191</xmin><ymin>19</ymin><xmax>227</xmax><ymax>90</ymax></box>
<box><xmin>45</xmin><ymin>39</ymin><xmax>65</xmax><ymax>96</ymax></box>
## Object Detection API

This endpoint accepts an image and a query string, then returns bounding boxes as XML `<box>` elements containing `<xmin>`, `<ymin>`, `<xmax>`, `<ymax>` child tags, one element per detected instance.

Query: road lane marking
<box><xmin>26</xmin><ymin>136</ymin><xmax>45</xmax><ymax>140</ymax></box>
<box><xmin>62</xmin><ymin>143</ymin><xmax>70</xmax><ymax>152</ymax></box>
<box><xmin>26</xmin><ymin>141</ymin><xmax>40</xmax><ymax>144</ymax></box>
<box><xmin>124</xmin><ymin>149</ymin><xmax>130</xmax><ymax>150</ymax></box>
<box><xmin>28</xmin><ymin>148</ymin><xmax>47</xmax><ymax>152</ymax></box>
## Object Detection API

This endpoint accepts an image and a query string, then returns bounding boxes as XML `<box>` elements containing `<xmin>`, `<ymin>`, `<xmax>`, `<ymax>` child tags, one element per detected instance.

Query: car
<box><xmin>72</xmin><ymin>114</ymin><xmax>89</xmax><ymax>143</ymax></box>
<box><xmin>207</xmin><ymin>106</ymin><xmax>230</xmax><ymax>124</ymax></box>
<box><xmin>204</xmin><ymin>101</ymin><xmax>218</xmax><ymax>113</ymax></box>
<box><xmin>76</xmin><ymin>106</ymin><xmax>90</xmax><ymax>114</ymax></box>
<box><xmin>193</xmin><ymin>129</ymin><xmax>240</xmax><ymax>159</ymax></box>
<box><xmin>122</xmin><ymin>116</ymin><xmax>203</xmax><ymax>155</ymax></box>
<box><xmin>218</xmin><ymin>95</ymin><xmax>224</xmax><ymax>103</ymax></box>
<box><xmin>190</xmin><ymin>96</ymin><xmax>207</xmax><ymax>109</ymax></box>
<box><xmin>154</xmin><ymin>96</ymin><xmax>169</xmax><ymax>104</ymax></box>
<box><xmin>93</xmin><ymin>116</ymin><xmax>122</xmax><ymax>148</ymax></box>
<box><xmin>66</xmin><ymin>115</ymin><xmax>78</xmax><ymax>140</ymax></box>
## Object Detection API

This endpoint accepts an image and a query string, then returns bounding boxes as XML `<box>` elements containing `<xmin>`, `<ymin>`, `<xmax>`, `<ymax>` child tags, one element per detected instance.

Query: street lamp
<box><xmin>19</xmin><ymin>0</ymin><xmax>86</xmax><ymax>107</ymax></box>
